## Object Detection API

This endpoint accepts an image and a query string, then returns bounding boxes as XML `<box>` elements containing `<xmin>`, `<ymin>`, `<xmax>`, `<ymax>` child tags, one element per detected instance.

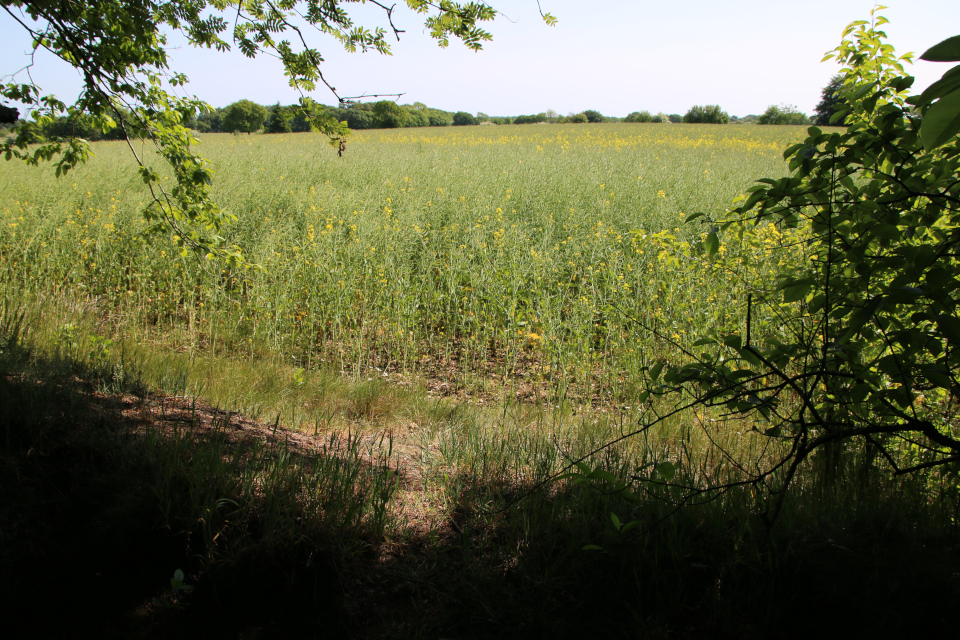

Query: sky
<box><xmin>1</xmin><ymin>1</ymin><xmax>958</xmax><ymax>118</ymax></box>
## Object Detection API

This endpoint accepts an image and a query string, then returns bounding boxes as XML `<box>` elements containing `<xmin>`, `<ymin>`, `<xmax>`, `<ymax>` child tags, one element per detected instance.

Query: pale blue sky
<box><xmin>2</xmin><ymin>1</ymin><xmax>957</xmax><ymax>118</ymax></box>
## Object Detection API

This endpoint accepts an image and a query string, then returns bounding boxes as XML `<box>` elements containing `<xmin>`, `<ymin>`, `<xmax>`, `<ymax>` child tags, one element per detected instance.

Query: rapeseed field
<box><xmin>1</xmin><ymin>122</ymin><xmax>807</xmax><ymax>404</ymax></box>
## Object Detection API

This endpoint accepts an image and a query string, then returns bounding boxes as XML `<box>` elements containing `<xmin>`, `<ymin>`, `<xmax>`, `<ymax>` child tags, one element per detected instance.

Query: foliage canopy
<box><xmin>452</xmin><ymin>111</ymin><xmax>477</xmax><ymax>126</ymax></box>
<box><xmin>757</xmin><ymin>103</ymin><xmax>809</xmax><ymax>125</ymax></box>
<box><xmin>683</xmin><ymin>104</ymin><xmax>730</xmax><ymax>124</ymax></box>
<box><xmin>371</xmin><ymin>100</ymin><xmax>408</xmax><ymax>129</ymax></box>
<box><xmin>222</xmin><ymin>100</ymin><xmax>269</xmax><ymax>134</ymax></box>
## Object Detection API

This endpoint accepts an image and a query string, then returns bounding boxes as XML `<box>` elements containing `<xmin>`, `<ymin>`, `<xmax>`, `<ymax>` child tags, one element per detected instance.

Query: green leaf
<box><xmin>649</xmin><ymin>361</ymin><xmax>664</xmax><ymax>381</ymax></box>
<box><xmin>781</xmin><ymin>278</ymin><xmax>815</xmax><ymax>303</ymax></box>
<box><xmin>722</xmin><ymin>334</ymin><xmax>742</xmax><ymax>349</ymax></box>
<box><xmin>611</xmin><ymin>512</ymin><xmax>621</xmax><ymax>531</ymax></box>
<box><xmin>877</xmin><ymin>355</ymin><xmax>903</xmax><ymax>377</ymax></box>
<box><xmin>851</xmin><ymin>383</ymin><xmax>871</xmax><ymax>403</ymax></box>
<box><xmin>921</xmin><ymin>87</ymin><xmax>960</xmax><ymax>150</ymax></box>
<box><xmin>936</xmin><ymin>315</ymin><xmax>960</xmax><ymax>343</ymax></box>
<box><xmin>654</xmin><ymin>461</ymin><xmax>676</xmax><ymax>482</ymax></box>
<box><xmin>620</xmin><ymin>520</ymin><xmax>641</xmax><ymax>534</ymax></box>
<box><xmin>735</xmin><ymin>346</ymin><xmax>763</xmax><ymax>367</ymax></box>
<box><xmin>921</xmin><ymin>35</ymin><xmax>960</xmax><ymax>62</ymax></box>
<box><xmin>915</xmin><ymin>68</ymin><xmax>960</xmax><ymax>106</ymax></box>
<box><xmin>872</xmin><ymin>223</ymin><xmax>901</xmax><ymax>241</ymax></box>
<box><xmin>837</xmin><ymin>296</ymin><xmax>884</xmax><ymax>344</ymax></box>
<box><xmin>922</xmin><ymin>367</ymin><xmax>953</xmax><ymax>390</ymax></box>
<box><xmin>704</xmin><ymin>231</ymin><xmax>720</xmax><ymax>257</ymax></box>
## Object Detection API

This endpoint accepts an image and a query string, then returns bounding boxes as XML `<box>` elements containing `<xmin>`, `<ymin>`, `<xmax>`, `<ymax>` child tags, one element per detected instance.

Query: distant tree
<box><xmin>452</xmin><ymin>111</ymin><xmax>478</xmax><ymax>126</ymax></box>
<box><xmin>582</xmin><ymin>109</ymin><xmax>604</xmax><ymax>123</ymax></box>
<box><xmin>372</xmin><ymin>100</ymin><xmax>408</xmax><ymax>128</ymax></box>
<box><xmin>193</xmin><ymin>109</ymin><xmax>224</xmax><ymax>133</ymax></box>
<box><xmin>404</xmin><ymin>109</ymin><xmax>429</xmax><ymax>127</ymax></box>
<box><xmin>757</xmin><ymin>103</ymin><xmax>809</xmax><ymax>125</ymax></box>
<box><xmin>476</xmin><ymin>112</ymin><xmax>490</xmax><ymax>122</ymax></box>
<box><xmin>654</xmin><ymin>112</ymin><xmax>671</xmax><ymax>123</ymax></box>
<box><xmin>45</xmin><ymin>112</ymin><xmax>98</xmax><ymax>140</ymax></box>
<box><xmin>513</xmin><ymin>113</ymin><xmax>546</xmax><ymax>124</ymax></box>
<box><xmin>289</xmin><ymin>106</ymin><xmax>316</xmax><ymax>132</ymax></box>
<box><xmin>569</xmin><ymin>112</ymin><xmax>588</xmax><ymax>123</ymax></box>
<box><xmin>756</xmin><ymin>106</ymin><xmax>779</xmax><ymax>125</ymax></box>
<box><xmin>814</xmin><ymin>74</ymin><xmax>846</xmax><ymax>126</ymax></box>
<box><xmin>428</xmin><ymin>113</ymin><xmax>452</xmax><ymax>126</ymax></box>
<box><xmin>683</xmin><ymin>104</ymin><xmax>730</xmax><ymax>124</ymax></box>
<box><xmin>667</xmin><ymin>113</ymin><xmax>682</xmax><ymax>123</ymax></box>
<box><xmin>624</xmin><ymin>110</ymin><xmax>653</xmax><ymax>123</ymax></box>
<box><xmin>544</xmin><ymin>109</ymin><xmax>559</xmax><ymax>122</ymax></box>
<box><xmin>264</xmin><ymin>103</ymin><xmax>293</xmax><ymax>133</ymax></box>
<box><xmin>222</xmin><ymin>100</ymin><xmax>268</xmax><ymax>133</ymax></box>
<box><xmin>344</xmin><ymin>109</ymin><xmax>373</xmax><ymax>129</ymax></box>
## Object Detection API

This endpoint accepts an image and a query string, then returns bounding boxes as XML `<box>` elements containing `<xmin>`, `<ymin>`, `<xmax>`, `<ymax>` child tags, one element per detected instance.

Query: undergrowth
<box><xmin>2</xmin><ymin>297</ymin><xmax>958</xmax><ymax>638</ymax></box>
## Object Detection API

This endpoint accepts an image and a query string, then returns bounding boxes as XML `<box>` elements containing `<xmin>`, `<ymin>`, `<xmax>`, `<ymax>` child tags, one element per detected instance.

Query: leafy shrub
<box><xmin>452</xmin><ymin>111</ymin><xmax>477</xmax><ymax>126</ymax></box>
<box><xmin>582</xmin><ymin>109</ymin><xmax>604</xmax><ymax>123</ymax></box>
<box><xmin>757</xmin><ymin>103</ymin><xmax>809</xmax><ymax>125</ymax></box>
<box><xmin>624</xmin><ymin>111</ymin><xmax>653</xmax><ymax>123</ymax></box>
<box><xmin>683</xmin><ymin>104</ymin><xmax>730</xmax><ymax>124</ymax></box>
<box><xmin>222</xmin><ymin>100</ymin><xmax>268</xmax><ymax>133</ymax></box>
<box><xmin>372</xmin><ymin>101</ymin><xmax>408</xmax><ymax>128</ymax></box>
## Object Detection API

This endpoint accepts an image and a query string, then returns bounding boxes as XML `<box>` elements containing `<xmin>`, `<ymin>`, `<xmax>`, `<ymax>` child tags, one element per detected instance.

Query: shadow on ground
<box><xmin>1</xmin><ymin>352</ymin><xmax>958</xmax><ymax>639</ymax></box>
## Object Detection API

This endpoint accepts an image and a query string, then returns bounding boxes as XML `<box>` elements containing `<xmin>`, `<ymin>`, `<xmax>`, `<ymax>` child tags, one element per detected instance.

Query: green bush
<box><xmin>372</xmin><ymin>101</ymin><xmax>408</xmax><ymax>129</ymax></box>
<box><xmin>624</xmin><ymin>111</ymin><xmax>653</xmax><ymax>123</ymax></box>
<box><xmin>452</xmin><ymin>111</ymin><xmax>477</xmax><ymax>126</ymax></box>
<box><xmin>222</xmin><ymin>100</ymin><xmax>268</xmax><ymax>133</ymax></box>
<box><xmin>683</xmin><ymin>104</ymin><xmax>730</xmax><ymax>124</ymax></box>
<box><xmin>264</xmin><ymin>104</ymin><xmax>294</xmax><ymax>134</ymax></box>
<box><xmin>582</xmin><ymin>109</ymin><xmax>604</xmax><ymax>123</ymax></box>
<box><xmin>757</xmin><ymin>103</ymin><xmax>809</xmax><ymax>125</ymax></box>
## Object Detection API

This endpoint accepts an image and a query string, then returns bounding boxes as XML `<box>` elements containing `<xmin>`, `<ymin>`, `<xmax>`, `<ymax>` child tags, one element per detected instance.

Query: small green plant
<box><xmin>86</xmin><ymin>334</ymin><xmax>113</xmax><ymax>369</ymax></box>
<box><xmin>169</xmin><ymin>568</ymin><xmax>193</xmax><ymax>594</ymax></box>
<box><xmin>292</xmin><ymin>367</ymin><xmax>306</xmax><ymax>387</ymax></box>
<box><xmin>56</xmin><ymin>323</ymin><xmax>80</xmax><ymax>357</ymax></box>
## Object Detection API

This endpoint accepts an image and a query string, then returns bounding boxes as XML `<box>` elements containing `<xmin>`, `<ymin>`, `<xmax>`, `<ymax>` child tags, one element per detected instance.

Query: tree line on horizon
<box><xmin>1</xmin><ymin>76</ymin><xmax>845</xmax><ymax>139</ymax></box>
